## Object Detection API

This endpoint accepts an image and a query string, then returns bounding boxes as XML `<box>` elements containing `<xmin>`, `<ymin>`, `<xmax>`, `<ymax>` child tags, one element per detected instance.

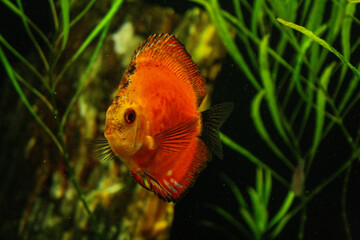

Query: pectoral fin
<box><xmin>153</xmin><ymin>117</ymin><xmax>198</xmax><ymax>153</ymax></box>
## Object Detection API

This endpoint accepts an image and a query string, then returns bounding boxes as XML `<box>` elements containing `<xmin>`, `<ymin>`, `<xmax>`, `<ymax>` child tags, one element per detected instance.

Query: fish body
<box><xmin>103</xmin><ymin>33</ymin><xmax>233</xmax><ymax>202</ymax></box>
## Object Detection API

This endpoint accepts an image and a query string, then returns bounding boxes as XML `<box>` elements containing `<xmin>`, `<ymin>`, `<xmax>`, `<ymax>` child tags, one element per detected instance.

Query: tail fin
<box><xmin>200</xmin><ymin>102</ymin><xmax>234</xmax><ymax>159</ymax></box>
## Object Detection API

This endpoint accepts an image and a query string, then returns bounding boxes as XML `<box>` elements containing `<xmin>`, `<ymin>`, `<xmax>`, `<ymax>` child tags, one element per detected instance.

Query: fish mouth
<box><xmin>104</xmin><ymin>121</ymin><xmax>143</xmax><ymax>159</ymax></box>
<box><xmin>104</xmin><ymin>129</ymin><xmax>124</xmax><ymax>157</ymax></box>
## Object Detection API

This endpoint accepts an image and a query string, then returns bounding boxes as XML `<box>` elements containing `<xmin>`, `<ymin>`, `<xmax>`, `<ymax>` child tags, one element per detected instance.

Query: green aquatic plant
<box><xmin>0</xmin><ymin>0</ymin><xmax>123</xmax><ymax>236</ymax></box>
<box><xmin>203</xmin><ymin>168</ymin><xmax>295</xmax><ymax>240</ymax></box>
<box><xmin>193</xmin><ymin>0</ymin><xmax>360</xmax><ymax>239</ymax></box>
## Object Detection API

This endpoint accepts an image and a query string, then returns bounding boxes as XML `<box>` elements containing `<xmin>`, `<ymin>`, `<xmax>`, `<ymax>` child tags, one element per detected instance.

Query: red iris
<box><xmin>124</xmin><ymin>108</ymin><xmax>136</xmax><ymax>124</ymax></box>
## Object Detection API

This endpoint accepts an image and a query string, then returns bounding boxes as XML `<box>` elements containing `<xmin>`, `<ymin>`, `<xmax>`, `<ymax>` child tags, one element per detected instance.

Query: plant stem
<box><xmin>0</xmin><ymin>35</ymin><xmax>51</xmax><ymax>92</ymax></box>
<box><xmin>48</xmin><ymin>0</ymin><xmax>59</xmax><ymax>30</ymax></box>
<box><xmin>0</xmin><ymin>46</ymin><xmax>63</xmax><ymax>154</ymax></box>
<box><xmin>48</xmin><ymin>73</ymin><xmax>101</xmax><ymax>236</ymax></box>
<box><xmin>16</xmin><ymin>0</ymin><xmax>49</xmax><ymax>70</ymax></box>
<box><xmin>1</xmin><ymin>0</ymin><xmax>53</xmax><ymax>49</ymax></box>
<box><xmin>61</xmin><ymin>21</ymin><xmax>111</xmax><ymax>130</ymax></box>
<box><xmin>15</xmin><ymin>72</ymin><xmax>53</xmax><ymax>111</ymax></box>
<box><xmin>55</xmin><ymin>0</ymin><xmax>124</xmax><ymax>86</ymax></box>
<box><xmin>47</xmin><ymin>31</ymin><xmax>101</xmax><ymax>236</ymax></box>
<box><xmin>342</xmin><ymin>166</ymin><xmax>352</xmax><ymax>240</ymax></box>
<box><xmin>287</xmin><ymin>150</ymin><xmax>359</xmax><ymax>221</ymax></box>
<box><xmin>298</xmin><ymin>200</ymin><xmax>306</xmax><ymax>240</ymax></box>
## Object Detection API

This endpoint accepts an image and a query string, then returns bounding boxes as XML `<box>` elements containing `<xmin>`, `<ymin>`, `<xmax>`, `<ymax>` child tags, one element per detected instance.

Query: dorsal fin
<box><xmin>132</xmin><ymin>33</ymin><xmax>206</xmax><ymax>106</ymax></box>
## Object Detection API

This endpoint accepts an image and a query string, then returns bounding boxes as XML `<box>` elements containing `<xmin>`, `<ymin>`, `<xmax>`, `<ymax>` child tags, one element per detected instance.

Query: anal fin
<box><xmin>130</xmin><ymin>169</ymin><xmax>183</xmax><ymax>202</ymax></box>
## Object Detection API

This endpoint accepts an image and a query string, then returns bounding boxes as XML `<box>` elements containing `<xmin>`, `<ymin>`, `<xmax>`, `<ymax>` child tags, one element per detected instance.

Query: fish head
<box><xmin>104</xmin><ymin>94</ymin><xmax>147</xmax><ymax>166</ymax></box>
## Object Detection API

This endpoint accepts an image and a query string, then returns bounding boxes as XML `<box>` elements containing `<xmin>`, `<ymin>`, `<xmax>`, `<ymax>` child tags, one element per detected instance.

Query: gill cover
<box><xmin>104</xmin><ymin>99</ymin><xmax>146</xmax><ymax>165</ymax></box>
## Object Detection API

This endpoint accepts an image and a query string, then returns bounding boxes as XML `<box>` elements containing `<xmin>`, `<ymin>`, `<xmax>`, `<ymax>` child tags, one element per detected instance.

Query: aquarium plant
<box><xmin>193</xmin><ymin>0</ymin><xmax>360</xmax><ymax>239</ymax></box>
<box><xmin>0</xmin><ymin>0</ymin><xmax>123</xmax><ymax>237</ymax></box>
<box><xmin>2</xmin><ymin>0</ymin><xmax>360</xmax><ymax>239</ymax></box>
<box><xmin>203</xmin><ymin>168</ymin><xmax>295</xmax><ymax>240</ymax></box>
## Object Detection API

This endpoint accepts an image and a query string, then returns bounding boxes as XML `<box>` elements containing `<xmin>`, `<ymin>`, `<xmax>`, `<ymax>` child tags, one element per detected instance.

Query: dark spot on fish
<box><xmin>120</xmin><ymin>63</ymin><xmax>136</xmax><ymax>89</ymax></box>
<box><xmin>128</xmin><ymin>62</ymin><xmax>136</xmax><ymax>75</ymax></box>
<box><xmin>120</xmin><ymin>76</ymin><xmax>129</xmax><ymax>89</ymax></box>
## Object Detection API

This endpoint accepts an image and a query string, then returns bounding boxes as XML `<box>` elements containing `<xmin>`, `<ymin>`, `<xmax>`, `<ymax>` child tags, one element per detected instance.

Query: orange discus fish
<box><xmin>98</xmin><ymin>33</ymin><xmax>233</xmax><ymax>202</ymax></box>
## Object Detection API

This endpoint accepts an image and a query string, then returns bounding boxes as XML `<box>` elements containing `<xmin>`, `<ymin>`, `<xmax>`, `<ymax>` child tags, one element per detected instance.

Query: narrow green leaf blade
<box><xmin>259</xmin><ymin>35</ymin><xmax>289</xmax><ymax>143</ymax></box>
<box><xmin>250</xmin><ymin>0</ymin><xmax>262</xmax><ymax>37</ymax></box>
<box><xmin>341</xmin><ymin>3</ymin><xmax>355</xmax><ymax>61</ymax></box>
<box><xmin>57</xmin><ymin>0</ymin><xmax>123</xmax><ymax>83</ymax></box>
<box><xmin>256</xmin><ymin>168</ymin><xmax>264</xmax><ymax>201</ymax></box>
<box><xmin>248</xmin><ymin>187</ymin><xmax>267</xmax><ymax>234</ymax></box>
<box><xmin>240</xmin><ymin>207</ymin><xmax>259</xmax><ymax>237</ymax></box>
<box><xmin>1</xmin><ymin>0</ymin><xmax>52</xmax><ymax>49</ymax></box>
<box><xmin>208</xmin><ymin>204</ymin><xmax>252</xmax><ymax>238</ymax></box>
<box><xmin>0</xmin><ymin>34</ymin><xmax>49</xmax><ymax>91</ymax></box>
<box><xmin>48</xmin><ymin>0</ymin><xmax>59</xmax><ymax>29</ymax></box>
<box><xmin>220</xmin><ymin>133</ymin><xmax>289</xmax><ymax>187</ymax></box>
<box><xmin>220</xmin><ymin>174</ymin><xmax>249</xmax><ymax>210</ymax></box>
<box><xmin>268</xmin><ymin>191</ymin><xmax>295</xmax><ymax>229</ymax></box>
<box><xmin>61</xmin><ymin>20</ymin><xmax>111</xmax><ymax>129</ymax></box>
<box><xmin>269</xmin><ymin>214</ymin><xmax>292</xmax><ymax>239</ymax></box>
<box><xmin>16</xmin><ymin>0</ymin><xmax>49</xmax><ymax>70</ymax></box>
<box><xmin>263</xmin><ymin>169</ymin><xmax>272</xmax><ymax>207</ymax></box>
<box><xmin>0</xmin><ymin>46</ymin><xmax>62</xmax><ymax>154</ymax></box>
<box><xmin>60</xmin><ymin>0</ymin><xmax>70</xmax><ymax>51</ymax></box>
<box><xmin>251</xmin><ymin>90</ymin><xmax>294</xmax><ymax>169</ymax></box>
<box><xmin>277</xmin><ymin>18</ymin><xmax>360</xmax><ymax>80</ymax></box>
<box><xmin>309</xmin><ymin>63</ymin><xmax>335</xmax><ymax>160</ymax></box>
<box><xmin>191</xmin><ymin>0</ymin><xmax>261</xmax><ymax>90</ymax></box>
<box><xmin>337</xmin><ymin>3</ymin><xmax>357</xmax><ymax>111</ymax></box>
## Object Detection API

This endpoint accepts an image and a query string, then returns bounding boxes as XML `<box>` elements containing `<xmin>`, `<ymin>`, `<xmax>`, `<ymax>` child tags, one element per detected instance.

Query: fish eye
<box><xmin>124</xmin><ymin>108</ymin><xmax>136</xmax><ymax>124</ymax></box>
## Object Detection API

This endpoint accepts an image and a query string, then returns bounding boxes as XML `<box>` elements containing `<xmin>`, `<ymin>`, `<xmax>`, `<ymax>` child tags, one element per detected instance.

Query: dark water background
<box><xmin>1</xmin><ymin>1</ymin><xmax>360</xmax><ymax>240</ymax></box>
